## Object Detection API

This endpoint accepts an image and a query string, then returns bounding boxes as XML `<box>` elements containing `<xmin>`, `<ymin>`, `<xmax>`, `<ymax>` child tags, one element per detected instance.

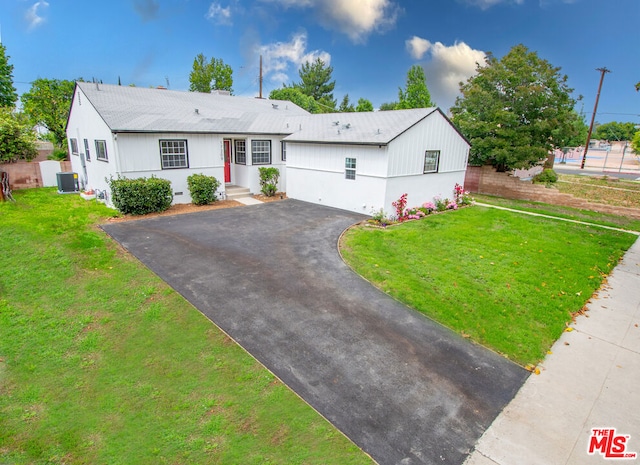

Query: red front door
<box><xmin>224</xmin><ymin>139</ymin><xmax>231</xmax><ymax>183</ymax></box>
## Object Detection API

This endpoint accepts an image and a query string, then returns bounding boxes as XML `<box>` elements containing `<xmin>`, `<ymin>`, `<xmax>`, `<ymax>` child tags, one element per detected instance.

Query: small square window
<box><xmin>345</xmin><ymin>157</ymin><xmax>356</xmax><ymax>180</ymax></box>
<box><xmin>252</xmin><ymin>140</ymin><xmax>271</xmax><ymax>165</ymax></box>
<box><xmin>235</xmin><ymin>140</ymin><xmax>246</xmax><ymax>165</ymax></box>
<box><xmin>424</xmin><ymin>150</ymin><xmax>440</xmax><ymax>173</ymax></box>
<box><xmin>95</xmin><ymin>140</ymin><xmax>108</xmax><ymax>161</ymax></box>
<box><xmin>159</xmin><ymin>139</ymin><xmax>189</xmax><ymax>169</ymax></box>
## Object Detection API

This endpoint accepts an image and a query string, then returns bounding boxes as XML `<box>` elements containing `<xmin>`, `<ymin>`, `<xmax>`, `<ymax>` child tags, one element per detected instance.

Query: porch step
<box><xmin>224</xmin><ymin>184</ymin><xmax>253</xmax><ymax>200</ymax></box>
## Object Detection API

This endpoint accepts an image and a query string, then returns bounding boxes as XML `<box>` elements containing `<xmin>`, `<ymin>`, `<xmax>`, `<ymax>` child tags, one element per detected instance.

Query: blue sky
<box><xmin>1</xmin><ymin>0</ymin><xmax>638</xmax><ymax>124</ymax></box>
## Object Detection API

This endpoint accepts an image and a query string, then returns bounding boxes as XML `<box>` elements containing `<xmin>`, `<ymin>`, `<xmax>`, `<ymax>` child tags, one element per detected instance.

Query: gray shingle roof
<box><xmin>283</xmin><ymin>108</ymin><xmax>438</xmax><ymax>145</ymax></box>
<box><xmin>76</xmin><ymin>82</ymin><xmax>310</xmax><ymax>134</ymax></box>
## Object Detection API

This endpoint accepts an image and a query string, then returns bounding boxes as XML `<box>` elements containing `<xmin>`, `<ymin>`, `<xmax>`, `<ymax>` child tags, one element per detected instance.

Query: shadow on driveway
<box><xmin>102</xmin><ymin>199</ymin><xmax>528</xmax><ymax>465</ymax></box>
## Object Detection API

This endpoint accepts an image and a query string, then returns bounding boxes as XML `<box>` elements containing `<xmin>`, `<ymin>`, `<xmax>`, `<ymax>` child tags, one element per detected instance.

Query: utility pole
<box><xmin>581</xmin><ymin>67</ymin><xmax>611</xmax><ymax>169</ymax></box>
<box><xmin>259</xmin><ymin>55</ymin><xmax>263</xmax><ymax>99</ymax></box>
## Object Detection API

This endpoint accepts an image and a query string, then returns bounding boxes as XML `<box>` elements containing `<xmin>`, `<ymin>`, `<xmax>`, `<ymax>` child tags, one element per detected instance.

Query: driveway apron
<box><xmin>102</xmin><ymin>200</ymin><xmax>528</xmax><ymax>465</ymax></box>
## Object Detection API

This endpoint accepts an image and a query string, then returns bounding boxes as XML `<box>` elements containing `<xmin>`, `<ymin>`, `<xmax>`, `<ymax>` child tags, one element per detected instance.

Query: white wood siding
<box><xmin>67</xmin><ymin>87</ymin><xmax>118</xmax><ymax>197</ymax></box>
<box><xmin>287</xmin><ymin>143</ymin><xmax>387</xmax><ymax>177</ymax></box>
<box><xmin>286</xmin><ymin>143</ymin><xmax>387</xmax><ymax>213</ymax></box>
<box><xmin>387</xmin><ymin>111</ymin><xmax>469</xmax><ymax>177</ymax></box>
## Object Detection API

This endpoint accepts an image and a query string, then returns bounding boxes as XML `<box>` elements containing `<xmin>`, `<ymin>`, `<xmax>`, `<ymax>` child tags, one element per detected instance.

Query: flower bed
<box><xmin>369</xmin><ymin>183</ymin><xmax>474</xmax><ymax>227</ymax></box>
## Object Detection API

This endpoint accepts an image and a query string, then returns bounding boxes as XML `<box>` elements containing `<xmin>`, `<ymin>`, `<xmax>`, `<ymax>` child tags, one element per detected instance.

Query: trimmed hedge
<box><xmin>187</xmin><ymin>173</ymin><xmax>220</xmax><ymax>205</ymax></box>
<box><xmin>107</xmin><ymin>175</ymin><xmax>173</xmax><ymax>215</ymax></box>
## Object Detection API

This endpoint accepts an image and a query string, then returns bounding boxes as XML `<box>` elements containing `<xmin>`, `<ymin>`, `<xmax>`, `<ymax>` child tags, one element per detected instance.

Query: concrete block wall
<box><xmin>0</xmin><ymin>160</ymin><xmax>72</xmax><ymax>190</ymax></box>
<box><xmin>464</xmin><ymin>165</ymin><xmax>640</xmax><ymax>220</ymax></box>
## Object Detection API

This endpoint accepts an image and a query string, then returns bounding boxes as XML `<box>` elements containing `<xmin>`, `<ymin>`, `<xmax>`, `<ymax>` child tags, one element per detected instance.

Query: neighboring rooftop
<box><xmin>284</xmin><ymin>108</ymin><xmax>440</xmax><ymax>145</ymax></box>
<box><xmin>74</xmin><ymin>81</ymin><xmax>310</xmax><ymax>135</ymax></box>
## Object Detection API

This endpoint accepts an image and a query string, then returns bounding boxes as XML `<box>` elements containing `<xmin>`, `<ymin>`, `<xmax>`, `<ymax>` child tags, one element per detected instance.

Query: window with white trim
<box><xmin>345</xmin><ymin>157</ymin><xmax>356</xmax><ymax>180</ymax></box>
<box><xmin>159</xmin><ymin>139</ymin><xmax>189</xmax><ymax>169</ymax></box>
<box><xmin>70</xmin><ymin>138</ymin><xmax>79</xmax><ymax>155</ymax></box>
<box><xmin>84</xmin><ymin>139</ymin><xmax>91</xmax><ymax>161</ymax></box>
<box><xmin>251</xmin><ymin>140</ymin><xmax>271</xmax><ymax>165</ymax></box>
<box><xmin>95</xmin><ymin>140</ymin><xmax>108</xmax><ymax>161</ymax></box>
<box><xmin>235</xmin><ymin>140</ymin><xmax>246</xmax><ymax>164</ymax></box>
<box><xmin>281</xmin><ymin>141</ymin><xmax>287</xmax><ymax>161</ymax></box>
<box><xmin>424</xmin><ymin>150</ymin><xmax>440</xmax><ymax>173</ymax></box>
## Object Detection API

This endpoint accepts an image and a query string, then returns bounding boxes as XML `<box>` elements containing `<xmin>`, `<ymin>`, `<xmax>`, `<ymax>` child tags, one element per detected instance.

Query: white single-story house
<box><xmin>66</xmin><ymin>82</ymin><xmax>308</xmax><ymax>204</ymax></box>
<box><xmin>66</xmin><ymin>82</ymin><xmax>470</xmax><ymax>215</ymax></box>
<box><xmin>284</xmin><ymin>109</ymin><xmax>470</xmax><ymax>214</ymax></box>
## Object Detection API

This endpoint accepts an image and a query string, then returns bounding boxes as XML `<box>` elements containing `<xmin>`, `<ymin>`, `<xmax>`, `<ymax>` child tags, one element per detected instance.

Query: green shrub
<box><xmin>532</xmin><ymin>169</ymin><xmax>558</xmax><ymax>186</ymax></box>
<box><xmin>107</xmin><ymin>175</ymin><xmax>173</xmax><ymax>215</ymax></box>
<box><xmin>187</xmin><ymin>173</ymin><xmax>220</xmax><ymax>205</ymax></box>
<box><xmin>258</xmin><ymin>167</ymin><xmax>280</xmax><ymax>197</ymax></box>
<box><xmin>47</xmin><ymin>148</ymin><xmax>68</xmax><ymax>161</ymax></box>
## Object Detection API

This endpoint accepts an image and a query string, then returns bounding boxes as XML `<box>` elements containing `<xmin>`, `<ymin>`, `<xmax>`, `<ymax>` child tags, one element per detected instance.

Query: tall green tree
<box><xmin>21</xmin><ymin>78</ymin><xmax>76</xmax><ymax>147</ymax></box>
<box><xmin>451</xmin><ymin>44</ymin><xmax>577</xmax><ymax>171</ymax></box>
<box><xmin>269</xmin><ymin>87</ymin><xmax>319</xmax><ymax>113</ymax></box>
<box><xmin>339</xmin><ymin>94</ymin><xmax>355</xmax><ymax>112</ymax></box>
<box><xmin>188</xmin><ymin>53</ymin><xmax>233</xmax><ymax>93</ymax></box>
<box><xmin>294</xmin><ymin>58</ymin><xmax>336</xmax><ymax>112</ymax></box>
<box><xmin>379</xmin><ymin>101</ymin><xmax>398</xmax><ymax>111</ymax></box>
<box><xmin>356</xmin><ymin>98</ymin><xmax>374</xmax><ymax>112</ymax></box>
<box><xmin>631</xmin><ymin>131</ymin><xmax>640</xmax><ymax>154</ymax></box>
<box><xmin>397</xmin><ymin>65</ymin><xmax>434</xmax><ymax>110</ymax></box>
<box><xmin>0</xmin><ymin>108</ymin><xmax>38</xmax><ymax>162</ymax></box>
<box><xmin>593</xmin><ymin>121</ymin><xmax>638</xmax><ymax>141</ymax></box>
<box><xmin>0</xmin><ymin>44</ymin><xmax>18</xmax><ymax>108</ymax></box>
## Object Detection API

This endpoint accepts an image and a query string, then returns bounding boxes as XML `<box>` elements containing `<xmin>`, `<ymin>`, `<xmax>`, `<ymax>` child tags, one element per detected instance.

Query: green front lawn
<box><xmin>0</xmin><ymin>189</ymin><xmax>371</xmax><ymax>465</ymax></box>
<box><xmin>340</xmin><ymin>205</ymin><xmax>636</xmax><ymax>366</ymax></box>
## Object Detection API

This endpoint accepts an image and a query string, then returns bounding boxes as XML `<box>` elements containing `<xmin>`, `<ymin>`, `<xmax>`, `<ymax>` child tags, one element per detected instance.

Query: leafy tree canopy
<box><xmin>397</xmin><ymin>65</ymin><xmax>434</xmax><ymax>110</ymax></box>
<box><xmin>593</xmin><ymin>121</ymin><xmax>638</xmax><ymax>141</ymax></box>
<box><xmin>356</xmin><ymin>98</ymin><xmax>374</xmax><ymax>112</ymax></box>
<box><xmin>339</xmin><ymin>94</ymin><xmax>355</xmax><ymax>112</ymax></box>
<box><xmin>379</xmin><ymin>101</ymin><xmax>398</xmax><ymax>111</ymax></box>
<box><xmin>294</xmin><ymin>58</ymin><xmax>336</xmax><ymax>112</ymax></box>
<box><xmin>631</xmin><ymin>131</ymin><xmax>640</xmax><ymax>154</ymax></box>
<box><xmin>21</xmin><ymin>78</ymin><xmax>76</xmax><ymax>148</ymax></box>
<box><xmin>559</xmin><ymin>111</ymin><xmax>589</xmax><ymax>148</ymax></box>
<box><xmin>0</xmin><ymin>108</ymin><xmax>38</xmax><ymax>162</ymax></box>
<box><xmin>189</xmin><ymin>53</ymin><xmax>233</xmax><ymax>93</ymax></box>
<box><xmin>451</xmin><ymin>44</ymin><xmax>577</xmax><ymax>171</ymax></box>
<box><xmin>0</xmin><ymin>44</ymin><xmax>18</xmax><ymax>108</ymax></box>
<box><xmin>269</xmin><ymin>86</ymin><xmax>319</xmax><ymax>114</ymax></box>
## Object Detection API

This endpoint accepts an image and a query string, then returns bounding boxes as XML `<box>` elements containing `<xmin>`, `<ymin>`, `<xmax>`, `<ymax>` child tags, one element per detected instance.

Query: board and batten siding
<box><xmin>386</xmin><ymin>111</ymin><xmax>469</xmax><ymax>177</ymax></box>
<box><xmin>286</xmin><ymin>143</ymin><xmax>388</xmax><ymax>213</ymax></box>
<box><xmin>67</xmin><ymin>87</ymin><xmax>118</xmax><ymax>195</ymax></box>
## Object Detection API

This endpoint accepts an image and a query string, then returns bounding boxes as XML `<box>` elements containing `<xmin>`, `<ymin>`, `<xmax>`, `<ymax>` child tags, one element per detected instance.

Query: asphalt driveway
<box><xmin>102</xmin><ymin>200</ymin><xmax>528</xmax><ymax>465</ymax></box>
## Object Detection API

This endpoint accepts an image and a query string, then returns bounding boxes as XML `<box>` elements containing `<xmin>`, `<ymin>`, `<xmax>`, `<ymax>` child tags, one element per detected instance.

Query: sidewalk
<box><xmin>465</xmin><ymin>236</ymin><xmax>640</xmax><ymax>464</ymax></box>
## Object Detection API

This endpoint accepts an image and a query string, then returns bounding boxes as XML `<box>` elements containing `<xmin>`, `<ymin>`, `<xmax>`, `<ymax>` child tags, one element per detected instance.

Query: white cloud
<box><xmin>25</xmin><ymin>1</ymin><xmax>49</xmax><ymax>31</ymax></box>
<box><xmin>206</xmin><ymin>3</ymin><xmax>233</xmax><ymax>25</ymax></box>
<box><xmin>407</xmin><ymin>39</ymin><xmax>486</xmax><ymax>111</ymax></box>
<box><xmin>406</xmin><ymin>36</ymin><xmax>432</xmax><ymax>60</ymax></box>
<box><xmin>259</xmin><ymin>31</ymin><xmax>331</xmax><ymax>85</ymax></box>
<box><xmin>458</xmin><ymin>0</ymin><xmax>523</xmax><ymax>9</ymax></box>
<box><xmin>261</xmin><ymin>0</ymin><xmax>400</xmax><ymax>43</ymax></box>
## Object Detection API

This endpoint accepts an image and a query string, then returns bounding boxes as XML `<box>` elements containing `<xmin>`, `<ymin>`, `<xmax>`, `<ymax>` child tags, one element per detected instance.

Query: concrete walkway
<box><xmin>465</xmin><ymin>237</ymin><xmax>640</xmax><ymax>465</ymax></box>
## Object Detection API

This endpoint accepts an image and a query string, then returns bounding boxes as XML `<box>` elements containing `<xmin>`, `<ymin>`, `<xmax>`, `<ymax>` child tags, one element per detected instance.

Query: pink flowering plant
<box><xmin>453</xmin><ymin>183</ymin><xmax>474</xmax><ymax>206</ymax></box>
<box><xmin>391</xmin><ymin>193</ymin><xmax>409</xmax><ymax>222</ymax></box>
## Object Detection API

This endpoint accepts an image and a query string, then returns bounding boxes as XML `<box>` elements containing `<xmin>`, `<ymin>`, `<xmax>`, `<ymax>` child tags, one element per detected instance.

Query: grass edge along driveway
<box><xmin>340</xmin><ymin>204</ymin><xmax>637</xmax><ymax>366</ymax></box>
<box><xmin>0</xmin><ymin>188</ymin><xmax>373</xmax><ymax>465</ymax></box>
